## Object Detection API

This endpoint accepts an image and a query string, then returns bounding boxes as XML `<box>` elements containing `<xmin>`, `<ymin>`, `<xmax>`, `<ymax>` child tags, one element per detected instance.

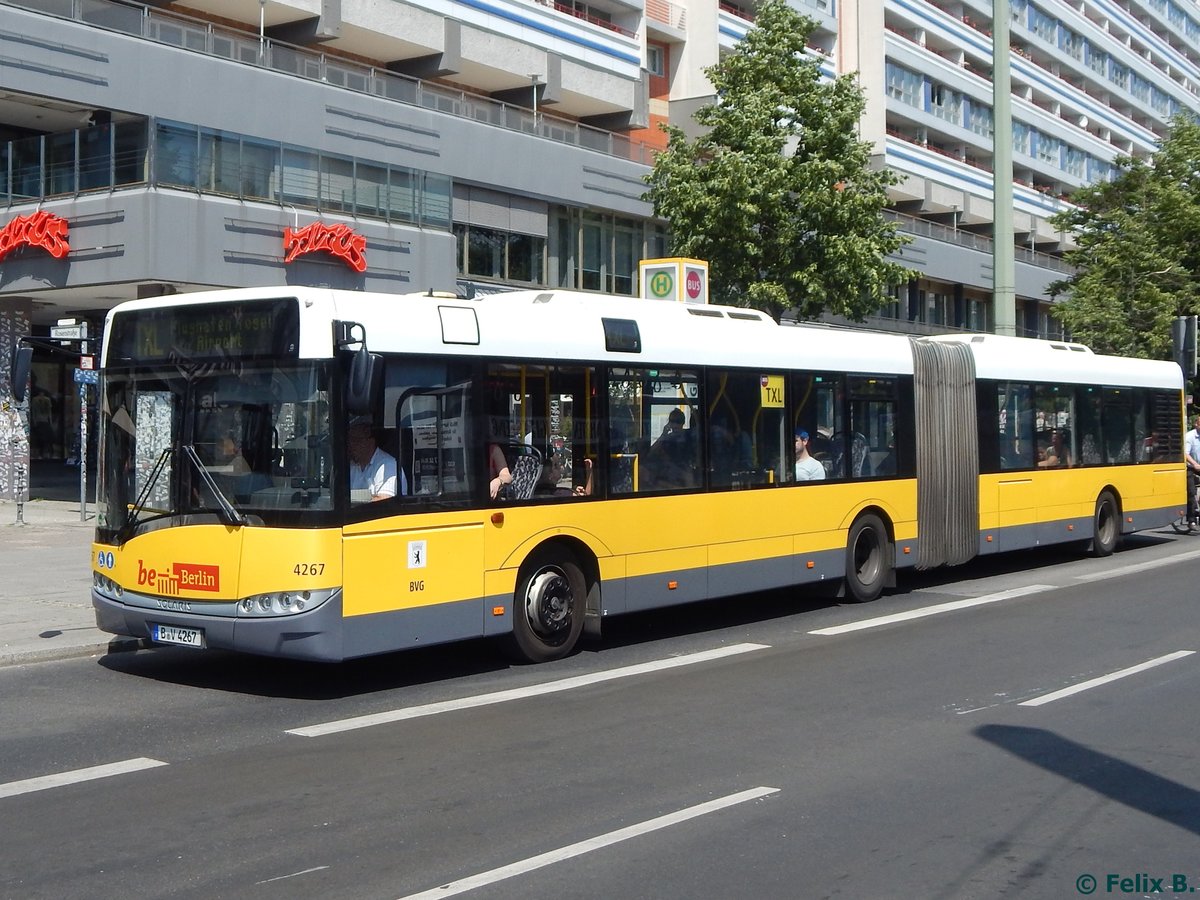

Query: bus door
<box><xmin>341</xmin><ymin>384</ymin><xmax>486</xmax><ymax>639</ymax></box>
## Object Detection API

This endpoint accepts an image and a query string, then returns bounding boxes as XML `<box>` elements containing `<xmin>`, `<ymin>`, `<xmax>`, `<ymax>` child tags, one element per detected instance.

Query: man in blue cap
<box><xmin>793</xmin><ymin>428</ymin><xmax>825</xmax><ymax>482</ymax></box>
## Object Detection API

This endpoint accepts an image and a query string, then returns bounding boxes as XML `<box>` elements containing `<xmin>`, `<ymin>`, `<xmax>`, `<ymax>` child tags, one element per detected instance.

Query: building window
<box><xmin>550</xmin><ymin>208</ymin><xmax>646</xmax><ymax>296</ymax></box>
<box><xmin>454</xmin><ymin>222</ymin><xmax>546</xmax><ymax>285</ymax></box>
<box><xmin>1036</xmin><ymin>133</ymin><xmax>1062</xmax><ymax>167</ymax></box>
<box><xmin>929</xmin><ymin>83</ymin><xmax>962</xmax><ymax>125</ymax></box>
<box><xmin>1013</xmin><ymin>121</ymin><xmax>1031</xmax><ymax>155</ymax></box>
<box><xmin>1110</xmin><ymin>61</ymin><xmax>1129</xmax><ymax>90</ymax></box>
<box><xmin>1030</xmin><ymin>5</ymin><xmax>1057</xmax><ymax>43</ymax></box>
<box><xmin>886</xmin><ymin>63</ymin><xmax>922</xmax><ymax>108</ymax></box>
<box><xmin>1065</xmin><ymin>147</ymin><xmax>1086</xmax><ymax>178</ymax></box>
<box><xmin>969</xmin><ymin>103</ymin><xmax>994</xmax><ymax>138</ymax></box>
<box><xmin>1060</xmin><ymin>27</ymin><xmax>1083</xmax><ymax>60</ymax></box>
<box><xmin>647</xmin><ymin>45</ymin><xmax>665</xmax><ymax>77</ymax></box>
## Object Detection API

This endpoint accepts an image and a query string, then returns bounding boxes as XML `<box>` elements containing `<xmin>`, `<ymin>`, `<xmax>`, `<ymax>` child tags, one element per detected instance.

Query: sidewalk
<box><xmin>0</xmin><ymin>498</ymin><xmax>141</xmax><ymax>667</ymax></box>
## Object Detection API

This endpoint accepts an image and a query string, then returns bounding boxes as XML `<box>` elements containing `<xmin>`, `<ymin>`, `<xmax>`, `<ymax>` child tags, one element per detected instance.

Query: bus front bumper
<box><xmin>92</xmin><ymin>589</ymin><xmax>346</xmax><ymax>662</ymax></box>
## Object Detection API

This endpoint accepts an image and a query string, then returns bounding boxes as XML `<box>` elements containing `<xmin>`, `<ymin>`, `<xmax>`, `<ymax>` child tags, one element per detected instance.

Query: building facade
<box><xmin>0</xmin><ymin>0</ymin><xmax>1193</xmax><ymax>498</ymax></box>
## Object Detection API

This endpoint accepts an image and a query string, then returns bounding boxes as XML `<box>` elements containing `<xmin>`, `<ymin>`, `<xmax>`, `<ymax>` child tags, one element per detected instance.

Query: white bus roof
<box><xmin>926</xmin><ymin>333</ymin><xmax>1183</xmax><ymax>389</ymax></box>
<box><xmin>103</xmin><ymin>287</ymin><xmax>1184</xmax><ymax>390</ymax></box>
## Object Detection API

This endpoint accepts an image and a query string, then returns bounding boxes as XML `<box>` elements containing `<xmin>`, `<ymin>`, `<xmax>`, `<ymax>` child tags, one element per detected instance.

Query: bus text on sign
<box><xmin>685</xmin><ymin>270</ymin><xmax>703</xmax><ymax>300</ymax></box>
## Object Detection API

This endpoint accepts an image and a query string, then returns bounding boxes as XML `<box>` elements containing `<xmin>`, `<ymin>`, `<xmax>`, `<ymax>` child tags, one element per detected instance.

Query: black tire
<box><xmin>505</xmin><ymin>547</ymin><xmax>586</xmax><ymax>663</ymax></box>
<box><xmin>844</xmin><ymin>513</ymin><xmax>890</xmax><ymax>603</ymax></box>
<box><xmin>1091</xmin><ymin>490</ymin><xmax>1120</xmax><ymax>557</ymax></box>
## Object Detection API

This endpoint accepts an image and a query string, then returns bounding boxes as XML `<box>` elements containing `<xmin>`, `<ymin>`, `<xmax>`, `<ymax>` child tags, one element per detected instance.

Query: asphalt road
<box><xmin>3</xmin><ymin>531</ymin><xmax>1200</xmax><ymax>900</ymax></box>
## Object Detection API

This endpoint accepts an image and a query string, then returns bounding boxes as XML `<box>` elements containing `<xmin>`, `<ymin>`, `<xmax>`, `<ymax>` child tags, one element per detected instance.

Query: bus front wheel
<box><xmin>1091</xmin><ymin>491</ymin><xmax>1120</xmax><ymax>557</ymax></box>
<box><xmin>844</xmin><ymin>513</ymin><xmax>890</xmax><ymax>603</ymax></box>
<box><xmin>506</xmin><ymin>548</ymin><xmax>586</xmax><ymax>663</ymax></box>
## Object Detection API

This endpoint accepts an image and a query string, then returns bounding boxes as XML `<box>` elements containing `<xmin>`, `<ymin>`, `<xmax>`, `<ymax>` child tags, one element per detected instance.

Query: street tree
<box><xmin>643</xmin><ymin>0</ymin><xmax>911</xmax><ymax>321</ymax></box>
<box><xmin>1049</xmin><ymin>116</ymin><xmax>1200</xmax><ymax>358</ymax></box>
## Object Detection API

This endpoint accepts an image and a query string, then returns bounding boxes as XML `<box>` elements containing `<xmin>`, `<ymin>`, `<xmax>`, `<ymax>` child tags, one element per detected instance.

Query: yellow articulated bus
<box><xmin>90</xmin><ymin>287</ymin><xmax>1185</xmax><ymax>663</ymax></box>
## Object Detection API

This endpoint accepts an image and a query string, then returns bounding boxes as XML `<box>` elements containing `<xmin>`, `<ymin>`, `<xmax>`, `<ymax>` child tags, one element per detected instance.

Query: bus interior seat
<box><xmin>507</xmin><ymin>454</ymin><xmax>543</xmax><ymax>500</ymax></box>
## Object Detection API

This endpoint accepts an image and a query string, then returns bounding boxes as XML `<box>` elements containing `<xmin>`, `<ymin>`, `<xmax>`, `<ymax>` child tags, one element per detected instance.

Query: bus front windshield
<box><xmin>96</xmin><ymin>361</ymin><xmax>336</xmax><ymax>541</ymax></box>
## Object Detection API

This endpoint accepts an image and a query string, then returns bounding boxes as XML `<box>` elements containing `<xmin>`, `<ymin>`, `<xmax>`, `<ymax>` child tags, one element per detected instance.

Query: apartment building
<box><xmin>0</xmin><ymin>0</ymin><xmax>1192</xmax><ymax>498</ymax></box>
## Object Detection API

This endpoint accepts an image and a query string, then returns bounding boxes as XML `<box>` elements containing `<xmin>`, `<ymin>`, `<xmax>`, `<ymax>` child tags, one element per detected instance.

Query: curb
<box><xmin>0</xmin><ymin>636</ymin><xmax>147</xmax><ymax>669</ymax></box>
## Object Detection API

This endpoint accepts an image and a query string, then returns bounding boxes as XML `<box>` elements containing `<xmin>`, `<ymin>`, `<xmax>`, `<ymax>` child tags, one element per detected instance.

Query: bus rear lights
<box><xmin>238</xmin><ymin>588</ymin><xmax>334</xmax><ymax>617</ymax></box>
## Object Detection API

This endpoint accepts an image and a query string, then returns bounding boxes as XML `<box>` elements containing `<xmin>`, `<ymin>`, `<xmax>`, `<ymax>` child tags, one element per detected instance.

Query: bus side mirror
<box><xmin>10</xmin><ymin>345</ymin><xmax>32</xmax><ymax>402</ymax></box>
<box><xmin>345</xmin><ymin>347</ymin><xmax>381</xmax><ymax>416</ymax></box>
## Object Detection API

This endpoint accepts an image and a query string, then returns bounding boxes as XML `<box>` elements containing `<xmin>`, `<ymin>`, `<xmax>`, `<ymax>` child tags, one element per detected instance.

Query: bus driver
<box><xmin>348</xmin><ymin>416</ymin><xmax>406</xmax><ymax>501</ymax></box>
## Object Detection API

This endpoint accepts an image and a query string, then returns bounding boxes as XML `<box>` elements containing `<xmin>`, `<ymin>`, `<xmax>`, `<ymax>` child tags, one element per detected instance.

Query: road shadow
<box><xmin>94</xmin><ymin>586</ymin><xmax>838</xmax><ymax>700</ymax></box>
<box><xmin>976</xmin><ymin>724</ymin><xmax>1200</xmax><ymax>837</ymax></box>
<box><xmin>96</xmin><ymin>638</ymin><xmax>510</xmax><ymax>700</ymax></box>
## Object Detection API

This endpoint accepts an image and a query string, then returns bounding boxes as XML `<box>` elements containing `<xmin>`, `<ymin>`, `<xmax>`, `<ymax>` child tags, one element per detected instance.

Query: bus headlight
<box><xmin>236</xmin><ymin>588</ymin><xmax>334</xmax><ymax>617</ymax></box>
<box><xmin>93</xmin><ymin>572</ymin><xmax>125</xmax><ymax>600</ymax></box>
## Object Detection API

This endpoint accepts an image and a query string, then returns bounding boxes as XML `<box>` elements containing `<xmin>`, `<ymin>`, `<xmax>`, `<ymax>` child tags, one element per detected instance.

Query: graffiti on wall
<box><xmin>0</xmin><ymin>300</ymin><xmax>32</xmax><ymax>502</ymax></box>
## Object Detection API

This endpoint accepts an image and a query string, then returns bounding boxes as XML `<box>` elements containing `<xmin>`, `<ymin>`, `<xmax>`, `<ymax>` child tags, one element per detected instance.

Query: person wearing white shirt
<box><xmin>794</xmin><ymin>428</ymin><xmax>826</xmax><ymax>482</ymax></box>
<box><xmin>1186</xmin><ymin>416</ymin><xmax>1200</xmax><ymax>528</ymax></box>
<box><xmin>348</xmin><ymin>419</ymin><xmax>406</xmax><ymax>502</ymax></box>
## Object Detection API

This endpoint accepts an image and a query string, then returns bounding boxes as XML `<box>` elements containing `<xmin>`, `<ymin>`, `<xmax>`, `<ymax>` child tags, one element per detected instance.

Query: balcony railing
<box><xmin>884</xmin><ymin>209</ymin><xmax>1074</xmax><ymax>273</ymax></box>
<box><xmin>0</xmin><ymin>117</ymin><xmax>454</xmax><ymax>229</ymax></box>
<box><xmin>8</xmin><ymin>0</ymin><xmax>657</xmax><ymax>167</ymax></box>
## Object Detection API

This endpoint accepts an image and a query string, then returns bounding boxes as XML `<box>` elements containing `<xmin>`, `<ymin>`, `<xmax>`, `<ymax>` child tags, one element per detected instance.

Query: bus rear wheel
<box><xmin>844</xmin><ymin>513</ymin><xmax>891</xmax><ymax>603</ymax></box>
<box><xmin>506</xmin><ymin>548</ymin><xmax>586</xmax><ymax>663</ymax></box>
<box><xmin>1091</xmin><ymin>491</ymin><xmax>1120</xmax><ymax>557</ymax></box>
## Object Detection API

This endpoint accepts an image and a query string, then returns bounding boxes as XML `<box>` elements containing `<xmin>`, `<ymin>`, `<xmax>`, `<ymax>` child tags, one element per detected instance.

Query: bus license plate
<box><xmin>151</xmin><ymin>624</ymin><xmax>205</xmax><ymax>648</ymax></box>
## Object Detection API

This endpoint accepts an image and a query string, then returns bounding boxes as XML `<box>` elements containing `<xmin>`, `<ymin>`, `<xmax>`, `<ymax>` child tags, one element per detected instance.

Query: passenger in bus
<box><xmin>648</xmin><ymin>408</ymin><xmax>695</xmax><ymax>488</ymax></box>
<box><xmin>488</xmin><ymin>442</ymin><xmax>513</xmax><ymax>499</ymax></box>
<box><xmin>537</xmin><ymin>454</ymin><xmax>594</xmax><ymax>497</ymax></box>
<box><xmin>349</xmin><ymin>417</ymin><xmax>405</xmax><ymax>501</ymax></box>
<box><xmin>1037</xmin><ymin>429</ymin><xmax>1072</xmax><ymax>468</ymax></box>
<box><xmin>793</xmin><ymin>429</ymin><xmax>826</xmax><ymax>481</ymax></box>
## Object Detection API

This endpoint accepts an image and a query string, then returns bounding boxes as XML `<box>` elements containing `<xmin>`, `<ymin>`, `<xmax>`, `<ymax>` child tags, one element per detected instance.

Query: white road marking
<box><xmin>1019</xmin><ymin>650</ymin><xmax>1195</xmax><ymax>707</ymax></box>
<box><xmin>0</xmin><ymin>757</ymin><xmax>168</xmax><ymax>800</ymax></box>
<box><xmin>396</xmin><ymin>786</ymin><xmax>780</xmax><ymax>900</ymax></box>
<box><xmin>1073</xmin><ymin>547</ymin><xmax>1200</xmax><ymax>583</ymax></box>
<box><xmin>287</xmin><ymin>643</ymin><xmax>770</xmax><ymax>738</ymax></box>
<box><xmin>256</xmin><ymin>866</ymin><xmax>331</xmax><ymax>884</ymax></box>
<box><xmin>807</xmin><ymin>585</ymin><xmax>1056</xmax><ymax>636</ymax></box>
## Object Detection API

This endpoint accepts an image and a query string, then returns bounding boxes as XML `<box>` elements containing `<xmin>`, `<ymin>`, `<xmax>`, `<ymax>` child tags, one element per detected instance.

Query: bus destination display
<box><xmin>107</xmin><ymin>298</ymin><xmax>299</xmax><ymax>364</ymax></box>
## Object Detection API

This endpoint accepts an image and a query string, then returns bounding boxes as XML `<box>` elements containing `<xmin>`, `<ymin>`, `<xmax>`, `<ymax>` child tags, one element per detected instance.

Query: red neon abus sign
<box><xmin>0</xmin><ymin>211</ymin><xmax>70</xmax><ymax>262</ymax></box>
<box><xmin>283</xmin><ymin>222</ymin><xmax>367</xmax><ymax>272</ymax></box>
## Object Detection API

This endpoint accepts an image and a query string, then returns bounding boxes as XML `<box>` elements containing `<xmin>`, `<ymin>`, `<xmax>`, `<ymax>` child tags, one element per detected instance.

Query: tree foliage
<box><xmin>643</xmin><ymin>0</ymin><xmax>911</xmax><ymax>321</ymax></box>
<box><xmin>1050</xmin><ymin>115</ymin><xmax>1200</xmax><ymax>358</ymax></box>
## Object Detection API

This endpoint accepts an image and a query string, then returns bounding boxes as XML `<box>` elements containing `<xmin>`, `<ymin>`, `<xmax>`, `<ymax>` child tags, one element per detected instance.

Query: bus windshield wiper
<box><xmin>182</xmin><ymin>444</ymin><xmax>247</xmax><ymax>527</ymax></box>
<box><xmin>116</xmin><ymin>446</ymin><xmax>173</xmax><ymax>546</ymax></box>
